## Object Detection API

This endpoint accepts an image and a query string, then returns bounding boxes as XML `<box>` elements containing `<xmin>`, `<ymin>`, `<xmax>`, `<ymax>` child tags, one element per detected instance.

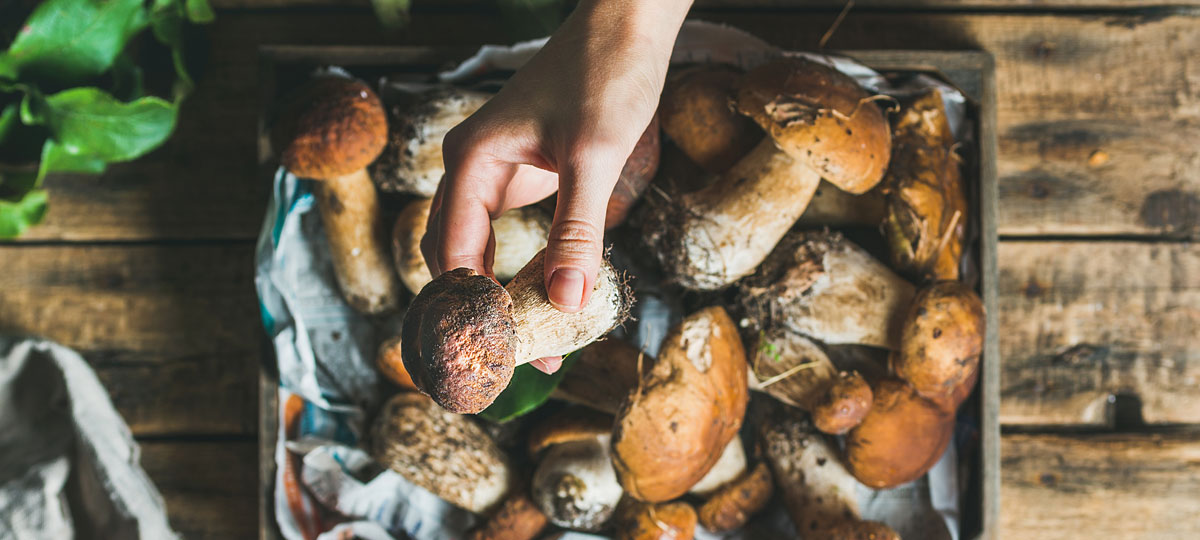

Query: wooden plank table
<box><xmin>1</xmin><ymin>1</ymin><xmax>1197</xmax><ymax>538</ymax></box>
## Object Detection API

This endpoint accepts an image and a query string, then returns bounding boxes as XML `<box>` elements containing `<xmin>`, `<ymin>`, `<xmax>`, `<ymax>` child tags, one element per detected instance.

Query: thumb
<box><xmin>544</xmin><ymin>152</ymin><xmax>623</xmax><ymax>313</ymax></box>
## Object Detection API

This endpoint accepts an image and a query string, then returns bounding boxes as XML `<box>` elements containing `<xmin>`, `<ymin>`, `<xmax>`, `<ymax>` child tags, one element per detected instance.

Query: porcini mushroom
<box><xmin>797</xmin><ymin>181</ymin><xmax>887</xmax><ymax>226</ymax></box>
<box><xmin>606</xmin><ymin>115</ymin><xmax>662</xmax><ymax>229</ymax></box>
<box><xmin>376</xmin><ymin>336</ymin><xmax>416</xmax><ymax>390</ymax></box>
<box><xmin>845</xmin><ymin>378</ymin><xmax>953</xmax><ymax>488</ymax></box>
<box><xmin>552</xmin><ymin>338</ymin><xmax>643</xmax><ymax>415</ymax></box>
<box><xmin>371</xmin><ymin>86</ymin><xmax>492</xmax><ymax>196</ymax></box>
<box><xmin>747</xmin><ymin>326</ymin><xmax>839</xmax><ymax>410</ymax></box>
<box><xmin>881</xmin><ymin>88</ymin><xmax>967</xmax><ymax>282</ymax></box>
<box><xmin>739</xmin><ymin>230</ymin><xmax>915</xmax><ymax>349</ymax></box>
<box><xmin>529</xmin><ymin>408</ymin><xmax>624</xmax><ymax>532</ymax></box>
<box><xmin>400</xmin><ymin>249</ymin><xmax>631</xmax><ymax>414</ymax></box>
<box><xmin>761</xmin><ymin>406</ymin><xmax>862</xmax><ymax>536</ymax></box>
<box><xmin>614</xmin><ymin>500</ymin><xmax>698</xmax><ymax>540</ymax></box>
<box><xmin>370</xmin><ymin>393</ymin><xmax>512</xmax><ymax>513</ymax></box>
<box><xmin>466</xmin><ymin>493</ymin><xmax>548</xmax><ymax>540</ymax></box>
<box><xmin>644</xmin><ymin>58</ymin><xmax>891</xmax><ymax>290</ymax></box>
<box><xmin>811</xmin><ymin>370</ymin><xmax>873</xmax><ymax>435</ymax></box>
<box><xmin>392</xmin><ymin>198</ymin><xmax>552</xmax><ymax>294</ymax></box>
<box><xmin>611</xmin><ymin>307</ymin><xmax>748</xmax><ymax>502</ymax></box>
<box><xmin>696</xmin><ymin>462</ymin><xmax>773</xmax><ymax>533</ymax></box>
<box><xmin>273</xmin><ymin>76</ymin><xmax>400</xmax><ymax>314</ymax></box>
<box><xmin>893</xmin><ymin>281</ymin><xmax>985</xmax><ymax>404</ymax></box>
<box><xmin>659</xmin><ymin>65</ymin><xmax>762</xmax><ymax>173</ymax></box>
<box><xmin>687</xmin><ymin>438</ymin><xmax>747</xmax><ymax>497</ymax></box>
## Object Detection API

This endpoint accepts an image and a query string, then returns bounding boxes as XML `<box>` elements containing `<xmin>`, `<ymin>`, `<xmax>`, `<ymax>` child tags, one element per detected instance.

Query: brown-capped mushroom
<box><xmin>611</xmin><ymin>307</ymin><xmax>748</xmax><ymax>502</ymax></box>
<box><xmin>845</xmin><ymin>378</ymin><xmax>953</xmax><ymax>488</ymax></box>
<box><xmin>761</xmin><ymin>406</ymin><xmax>862</xmax><ymax>536</ymax></box>
<box><xmin>400</xmin><ymin>249</ymin><xmax>631</xmax><ymax>414</ymax></box>
<box><xmin>552</xmin><ymin>338</ymin><xmax>643</xmax><ymax>415</ymax></box>
<box><xmin>696</xmin><ymin>462</ymin><xmax>774</xmax><ymax>533</ymax></box>
<box><xmin>825</xmin><ymin>520</ymin><xmax>903</xmax><ymax>540</ymax></box>
<box><xmin>811</xmin><ymin>370</ymin><xmax>873</xmax><ymax>435</ymax></box>
<box><xmin>740</xmin><ymin>230</ymin><xmax>915</xmax><ymax>349</ymax></box>
<box><xmin>659</xmin><ymin>65</ymin><xmax>762</xmax><ymax>174</ymax></box>
<box><xmin>893</xmin><ymin>281</ymin><xmax>985</xmax><ymax>404</ymax></box>
<box><xmin>392</xmin><ymin>198</ymin><xmax>552</xmax><ymax>294</ymax></box>
<box><xmin>605</xmin><ymin>115</ymin><xmax>662</xmax><ymax>229</ymax></box>
<box><xmin>529</xmin><ymin>408</ymin><xmax>624</xmax><ymax>532</ymax></box>
<box><xmin>882</xmin><ymin>88</ymin><xmax>967</xmax><ymax>282</ymax></box>
<box><xmin>466</xmin><ymin>493</ymin><xmax>549</xmax><ymax>540</ymax></box>
<box><xmin>614</xmin><ymin>500</ymin><xmax>698</xmax><ymax>540</ymax></box>
<box><xmin>644</xmin><ymin>58</ymin><xmax>891</xmax><ymax>290</ymax></box>
<box><xmin>273</xmin><ymin>77</ymin><xmax>400</xmax><ymax>314</ymax></box>
<box><xmin>371</xmin><ymin>86</ymin><xmax>492</xmax><ymax>196</ymax></box>
<box><xmin>376</xmin><ymin>336</ymin><xmax>416</xmax><ymax>390</ymax></box>
<box><xmin>370</xmin><ymin>393</ymin><xmax>512</xmax><ymax>513</ymax></box>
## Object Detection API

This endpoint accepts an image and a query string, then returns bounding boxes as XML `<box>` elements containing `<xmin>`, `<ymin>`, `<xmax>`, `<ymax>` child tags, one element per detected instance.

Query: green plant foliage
<box><xmin>0</xmin><ymin>0</ymin><xmax>212</xmax><ymax>238</ymax></box>
<box><xmin>477</xmin><ymin>353</ymin><xmax>579</xmax><ymax>423</ymax></box>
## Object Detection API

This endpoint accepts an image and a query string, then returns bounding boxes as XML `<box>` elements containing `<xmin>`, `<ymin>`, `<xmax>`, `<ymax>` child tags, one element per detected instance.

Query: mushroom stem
<box><xmin>505</xmin><ymin>250</ymin><xmax>628</xmax><ymax>365</ymax></box>
<box><xmin>313</xmin><ymin>169</ymin><xmax>400</xmax><ymax>314</ymax></box>
<box><xmin>664</xmin><ymin>139</ymin><xmax>822</xmax><ymax>289</ymax></box>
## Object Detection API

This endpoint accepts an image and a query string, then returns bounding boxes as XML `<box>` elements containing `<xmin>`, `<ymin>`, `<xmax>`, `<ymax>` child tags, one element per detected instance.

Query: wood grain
<box><xmin>141</xmin><ymin>440</ymin><xmax>259</xmax><ymax>540</ymax></box>
<box><xmin>1001</xmin><ymin>430</ymin><xmax>1200</xmax><ymax>539</ymax></box>
<box><xmin>0</xmin><ymin>244</ymin><xmax>261</xmax><ymax>436</ymax></box>
<box><xmin>998</xmin><ymin>241</ymin><xmax>1200</xmax><ymax>426</ymax></box>
<box><xmin>11</xmin><ymin>11</ymin><xmax>1199</xmax><ymax>241</ymax></box>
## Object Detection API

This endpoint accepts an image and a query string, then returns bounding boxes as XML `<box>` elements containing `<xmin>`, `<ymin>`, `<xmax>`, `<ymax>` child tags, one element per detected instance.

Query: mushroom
<box><xmin>552</xmin><ymin>338</ymin><xmax>643</xmax><ymax>415</ymax></box>
<box><xmin>370</xmin><ymin>86</ymin><xmax>492</xmax><ymax>196</ymax></box>
<box><xmin>658</xmin><ymin>65</ymin><xmax>762</xmax><ymax>174</ymax></box>
<box><xmin>825</xmin><ymin>520</ymin><xmax>903</xmax><ymax>540</ymax></box>
<box><xmin>747</xmin><ymin>326</ymin><xmax>839</xmax><ymax>409</ymax></box>
<box><xmin>466</xmin><ymin>493</ymin><xmax>549</xmax><ymax>540</ymax></box>
<box><xmin>893</xmin><ymin>281</ymin><xmax>985</xmax><ymax>404</ymax></box>
<box><xmin>273</xmin><ymin>76</ymin><xmax>400</xmax><ymax>314</ymax></box>
<box><xmin>761</xmin><ymin>405</ymin><xmax>862</xmax><ymax>536</ymax></box>
<box><xmin>797</xmin><ymin>181</ymin><xmax>887</xmax><ymax>226</ymax></box>
<box><xmin>376</xmin><ymin>336</ymin><xmax>416</xmax><ymax>390</ymax></box>
<box><xmin>881</xmin><ymin>88</ymin><xmax>967</xmax><ymax>282</ymax></box>
<box><xmin>644</xmin><ymin>58</ymin><xmax>891</xmax><ymax>290</ymax></box>
<box><xmin>845</xmin><ymin>378</ymin><xmax>953</xmax><ymax>489</ymax></box>
<box><xmin>605</xmin><ymin>114</ymin><xmax>662</xmax><ymax>229</ymax></box>
<box><xmin>611</xmin><ymin>306</ymin><xmax>748</xmax><ymax>502</ymax></box>
<box><xmin>696</xmin><ymin>462</ymin><xmax>773</xmax><ymax>533</ymax></box>
<box><xmin>811</xmin><ymin>370</ymin><xmax>873</xmax><ymax>435</ymax></box>
<box><xmin>528</xmin><ymin>408</ymin><xmax>624</xmax><ymax>532</ymax></box>
<box><xmin>687</xmin><ymin>438</ymin><xmax>747</xmax><ymax>497</ymax></box>
<box><xmin>400</xmin><ymin>249</ymin><xmax>631</xmax><ymax>414</ymax></box>
<box><xmin>614</xmin><ymin>500</ymin><xmax>698</xmax><ymax>540</ymax></box>
<box><xmin>739</xmin><ymin>230</ymin><xmax>915</xmax><ymax>349</ymax></box>
<box><xmin>392</xmin><ymin>198</ymin><xmax>551</xmax><ymax>294</ymax></box>
<box><xmin>369</xmin><ymin>393</ymin><xmax>512</xmax><ymax>513</ymax></box>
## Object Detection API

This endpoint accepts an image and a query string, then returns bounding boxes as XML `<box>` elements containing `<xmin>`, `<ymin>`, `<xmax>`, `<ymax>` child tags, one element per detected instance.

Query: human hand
<box><xmin>422</xmin><ymin>0</ymin><xmax>693</xmax><ymax>373</ymax></box>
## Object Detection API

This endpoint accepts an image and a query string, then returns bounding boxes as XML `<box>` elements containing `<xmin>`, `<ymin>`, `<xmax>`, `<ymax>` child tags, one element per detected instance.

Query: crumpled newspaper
<box><xmin>0</xmin><ymin>337</ymin><xmax>177</xmax><ymax>540</ymax></box>
<box><xmin>256</xmin><ymin>20</ymin><xmax>972</xmax><ymax>540</ymax></box>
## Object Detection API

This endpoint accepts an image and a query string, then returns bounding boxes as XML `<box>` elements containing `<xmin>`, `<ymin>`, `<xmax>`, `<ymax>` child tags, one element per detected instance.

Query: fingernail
<box><xmin>548</xmin><ymin>268</ymin><xmax>585</xmax><ymax>312</ymax></box>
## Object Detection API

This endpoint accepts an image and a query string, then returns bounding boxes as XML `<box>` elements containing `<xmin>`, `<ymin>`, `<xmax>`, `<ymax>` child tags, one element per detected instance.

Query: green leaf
<box><xmin>369</xmin><ymin>0</ymin><xmax>411</xmax><ymax>29</ymax></box>
<box><xmin>23</xmin><ymin>87</ymin><xmax>176</xmax><ymax>162</ymax></box>
<box><xmin>36</xmin><ymin>139</ymin><xmax>108</xmax><ymax>184</ymax></box>
<box><xmin>110</xmin><ymin>52</ymin><xmax>145</xmax><ymax>102</ymax></box>
<box><xmin>149</xmin><ymin>0</ymin><xmax>194</xmax><ymax>91</ymax></box>
<box><xmin>477</xmin><ymin>354</ymin><xmax>579</xmax><ymax>423</ymax></box>
<box><xmin>2</xmin><ymin>0</ymin><xmax>149</xmax><ymax>85</ymax></box>
<box><xmin>0</xmin><ymin>104</ymin><xmax>18</xmax><ymax>146</ymax></box>
<box><xmin>186</xmin><ymin>0</ymin><xmax>216</xmax><ymax>24</ymax></box>
<box><xmin>0</xmin><ymin>186</ymin><xmax>47</xmax><ymax>238</ymax></box>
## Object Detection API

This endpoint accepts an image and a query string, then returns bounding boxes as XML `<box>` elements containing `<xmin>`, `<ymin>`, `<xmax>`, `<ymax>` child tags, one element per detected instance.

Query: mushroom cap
<box><xmin>274</xmin><ymin>77</ymin><xmax>387</xmax><ymax>180</ymax></box>
<box><xmin>660</xmin><ymin>65</ymin><xmax>763</xmax><ymax>173</ymax></box>
<box><xmin>845</xmin><ymin>378</ymin><xmax>953</xmax><ymax>488</ymax></box>
<box><xmin>528</xmin><ymin>406</ymin><xmax>615</xmax><ymax>456</ymax></box>
<box><xmin>812</xmin><ymin>370</ymin><xmax>874</xmax><ymax>435</ymax></box>
<box><xmin>376</xmin><ymin>336</ymin><xmax>417</xmax><ymax>390</ymax></box>
<box><xmin>401</xmin><ymin>268</ymin><xmax>517</xmax><ymax>414</ymax></box>
<box><xmin>615</xmin><ymin>500</ymin><xmax>698</xmax><ymax>540</ymax></box>
<box><xmin>894</xmin><ymin>281</ymin><xmax>985</xmax><ymax>401</ymax></box>
<box><xmin>735</xmin><ymin>57</ymin><xmax>891</xmax><ymax>194</ymax></box>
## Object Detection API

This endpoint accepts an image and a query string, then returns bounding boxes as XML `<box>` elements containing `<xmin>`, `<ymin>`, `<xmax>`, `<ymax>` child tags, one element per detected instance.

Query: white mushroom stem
<box><xmin>505</xmin><ymin>250</ymin><xmax>628</xmax><ymax>365</ymax></box>
<box><xmin>533</xmin><ymin>435</ymin><xmax>624</xmax><ymax>532</ymax></box>
<box><xmin>313</xmin><ymin>169</ymin><xmax>400</xmax><ymax>314</ymax></box>
<box><xmin>671</xmin><ymin>138</ymin><xmax>821</xmax><ymax>290</ymax></box>
<box><xmin>688</xmin><ymin>438</ymin><xmax>748</xmax><ymax>497</ymax></box>
<box><xmin>762</xmin><ymin>412</ymin><xmax>862</xmax><ymax>534</ymax></box>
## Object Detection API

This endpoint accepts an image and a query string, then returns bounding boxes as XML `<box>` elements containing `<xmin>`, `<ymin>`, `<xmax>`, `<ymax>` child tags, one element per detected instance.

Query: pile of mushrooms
<box><xmin>274</xmin><ymin>53</ymin><xmax>985</xmax><ymax>540</ymax></box>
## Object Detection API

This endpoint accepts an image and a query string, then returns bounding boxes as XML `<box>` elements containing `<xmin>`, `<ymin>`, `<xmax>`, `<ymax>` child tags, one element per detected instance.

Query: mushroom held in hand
<box><xmin>370</xmin><ymin>393</ymin><xmax>512</xmax><ymax>513</ymax></box>
<box><xmin>740</xmin><ymin>230</ymin><xmax>915</xmax><ymax>349</ymax></box>
<box><xmin>392</xmin><ymin>198</ymin><xmax>551</xmax><ymax>294</ymax></box>
<box><xmin>611</xmin><ymin>307</ymin><xmax>748</xmax><ymax>502</ymax></box>
<box><xmin>645</xmin><ymin>58</ymin><xmax>891</xmax><ymax>290</ymax></box>
<box><xmin>614</xmin><ymin>500</ymin><xmax>698</xmax><ymax>540</ymax></box>
<box><xmin>273</xmin><ymin>77</ymin><xmax>400</xmax><ymax>314</ymax></box>
<box><xmin>893</xmin><ymin>281</ymin><xmax>985</xmax><ymax>404</ymax></box>
<box><xmin>845</xmin><ymin>378</ymin><xmax>953</xmax><ymax>488</ymax></box>
<box><xmin>811</xmin><ymin>370</ymin><xmax>873</xmax><ymax>435</ymax></box>
<box><xmin>882</xmin><ymin>89</ymin><xmax>967</xmax><ymax>282</ymax></box>
<box><xmin>401</xmin><ymin>250</ymin><xmax>631</xmax><ymax>414</ymax></box>
<box><xmin>371</xmin><ymin>86</ymin><xmax>492</xmax><ymax>196</ymax></box>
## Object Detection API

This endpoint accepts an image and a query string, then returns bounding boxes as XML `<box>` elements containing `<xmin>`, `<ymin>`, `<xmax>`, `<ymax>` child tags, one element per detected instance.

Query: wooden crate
<box><xmin>256</xmin><ymin>45</ymin><xmax>999</xmax><ymax>540</ymax></box>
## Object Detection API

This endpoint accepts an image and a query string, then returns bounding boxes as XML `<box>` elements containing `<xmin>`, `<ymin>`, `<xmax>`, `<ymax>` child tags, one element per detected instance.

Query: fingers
<box><xmin>543</xmin><ymin>147</ymin><xmax>625</xmax><ymax>313</ymax></box>
<box><xmin>529</xmin><ymin>356</ymin><xmax>563</xmax><ymax>375</ymax></box>
<box><xmin>422</xmin><ymin>158</ymin><xmax>499</xmax><ymax>278</ymax></box>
